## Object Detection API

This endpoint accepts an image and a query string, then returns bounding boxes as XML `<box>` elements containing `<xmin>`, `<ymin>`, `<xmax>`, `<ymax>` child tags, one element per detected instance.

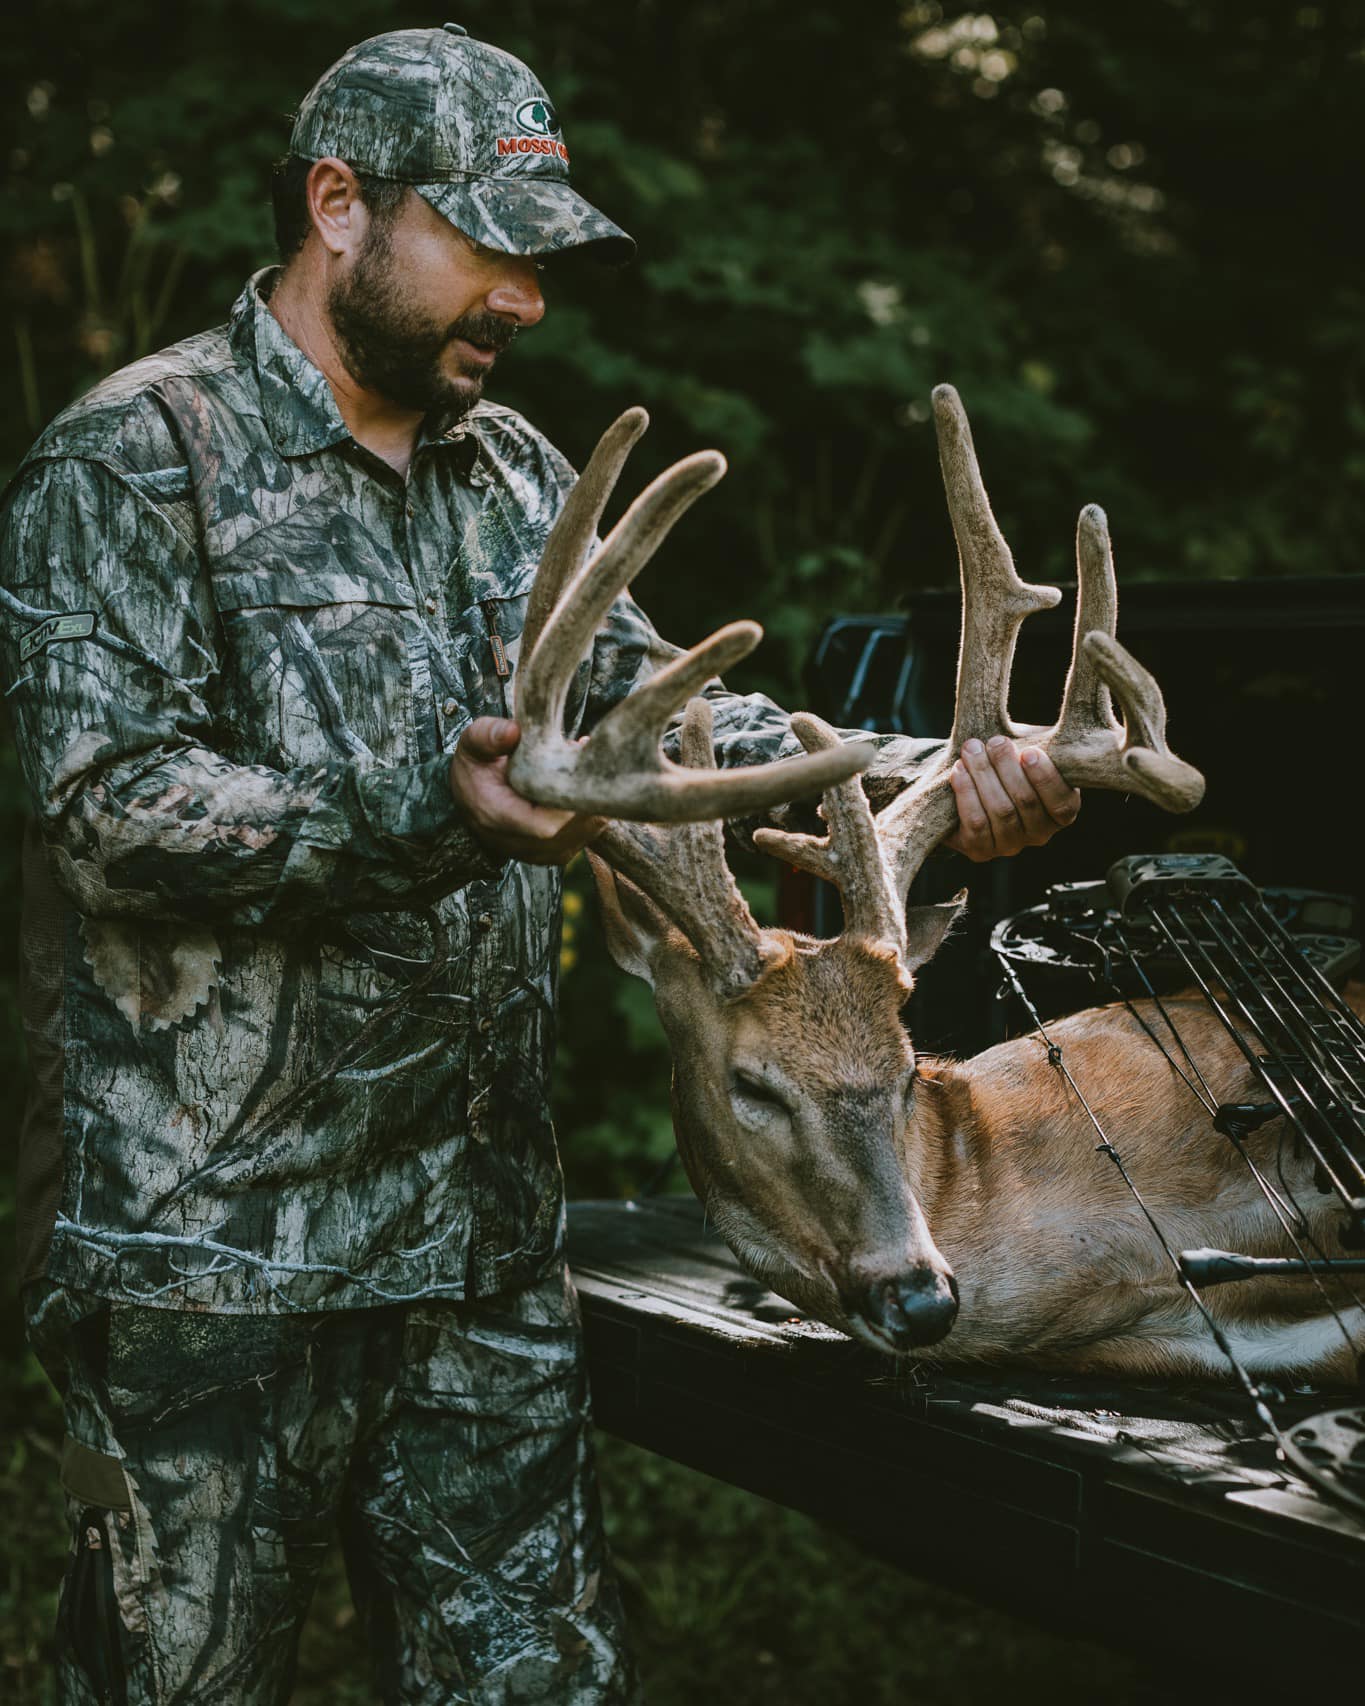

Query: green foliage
<box><xmin>556</xmin><ymin>858</ymin><xmax>678</xmax><ymax>1201</ymax></box>
<box><xmin>0</xmin><ymin>1342</ymin><xmax>62</xmax><ymax>1700</ymax></box>
<box><xmin>594</xmin><ymin>1435</ymin><xmax>1149</xmax><ymax>1705</ymax></box>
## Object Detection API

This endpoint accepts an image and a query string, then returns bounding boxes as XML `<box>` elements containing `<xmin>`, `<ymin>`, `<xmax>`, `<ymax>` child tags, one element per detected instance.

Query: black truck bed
<box><xmin>567</xmin><ymin>1195</ymin><xmax>1364</xmax><ymax>1687</ymax></box>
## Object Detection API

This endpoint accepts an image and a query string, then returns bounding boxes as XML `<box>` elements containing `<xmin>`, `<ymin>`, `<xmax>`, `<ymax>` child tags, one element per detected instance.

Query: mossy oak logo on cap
<box><xmin>515</xmin><ymin>98</ymin><xmax>560</xmax><ymax>137</ymax></box>
<box><xmin>497</xmin><ymin>96</ymin><xmax>569</xmax><ymax>163</ymax></box>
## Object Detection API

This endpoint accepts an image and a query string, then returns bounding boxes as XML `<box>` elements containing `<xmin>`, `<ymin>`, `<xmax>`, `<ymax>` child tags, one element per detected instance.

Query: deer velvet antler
<box><xmin>508</xmin><ymin>408</ymin><xmax>875</xmax><ymax>824</ymax></box>
<box><xmin>758</xmin><ymin>385</ymin><xmax>1204</xmax><ymax>955</ymax></box>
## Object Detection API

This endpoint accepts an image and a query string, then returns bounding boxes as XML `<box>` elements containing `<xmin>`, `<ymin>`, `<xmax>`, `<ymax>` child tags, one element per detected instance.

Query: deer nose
<box><xmin>858</xmin><ymin>1267</ymin><xmax>959</xmax><ymax>1350</ymax></box>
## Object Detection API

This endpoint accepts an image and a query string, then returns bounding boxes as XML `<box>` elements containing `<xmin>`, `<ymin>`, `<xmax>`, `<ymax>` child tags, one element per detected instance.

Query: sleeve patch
<box><xmin>19</xmin><ymin>611</ymin><xmax>96</xmax><ymax>663</ymax></box>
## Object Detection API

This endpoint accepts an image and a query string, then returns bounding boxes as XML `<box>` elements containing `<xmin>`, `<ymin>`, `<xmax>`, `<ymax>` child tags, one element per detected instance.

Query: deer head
<box><xmin>510</xmin><ymin>389</ymin><xmax>1204</xmax><ymax>1357</ymax></box>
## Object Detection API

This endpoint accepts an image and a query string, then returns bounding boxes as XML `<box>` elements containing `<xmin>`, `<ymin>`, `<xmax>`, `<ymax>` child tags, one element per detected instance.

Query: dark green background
<box><xmin>2</xmin><ymin>2</ymin><xmax>1361</xmax><ymax>1698</ymax></box>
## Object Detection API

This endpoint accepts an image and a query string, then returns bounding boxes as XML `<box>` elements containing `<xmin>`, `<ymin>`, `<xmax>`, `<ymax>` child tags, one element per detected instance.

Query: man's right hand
<box><xmin>450</xmin><ymin>717</ymin><xmax>605</xmax><ymax>866</ymax></box>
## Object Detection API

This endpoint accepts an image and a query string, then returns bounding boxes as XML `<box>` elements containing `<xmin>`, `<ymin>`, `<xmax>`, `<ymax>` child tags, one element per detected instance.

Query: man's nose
<box><xmin>486</xmin><ymin>260</ymin><xmax>545</xmax><ymax>328</ymax></box>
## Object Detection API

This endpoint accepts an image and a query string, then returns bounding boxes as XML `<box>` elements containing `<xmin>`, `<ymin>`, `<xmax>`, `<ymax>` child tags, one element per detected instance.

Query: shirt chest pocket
<box><xmin>453</xmin><ymin>567</ymin><xmax>591</xmax><ymax>728</ymax></box>
<box><xmin>451</xmin><ymin>568</ymin><xmax>530</xmax><ymax>725</ymax></box>
<box><xmin>212</xmin><ymin>571</ymin><xmax>418</xmax><ymax>771</ymax></box>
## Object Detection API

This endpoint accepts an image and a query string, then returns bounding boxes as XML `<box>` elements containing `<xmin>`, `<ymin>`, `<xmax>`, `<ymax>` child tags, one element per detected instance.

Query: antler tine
<box><xmin>516</xmin><ymin>446</ymin><xmax>724</xmax><ymax>740</ymax></box>
<box><xmin>1053</xmin><ymin>503</ymin><xmax>1118</xmax><ymax>743</ymax></box>
<box><xmin>511</xmin><ymin>417</ymin><xmax>877</xmax><ymax>821</ymax></box>
<box><xmin>571</xmin><ymin>629</ymin><xmax>876</xmax><ymax>820</ymax></box>
<box><xmin>932</xmin><ymin>383</ymin><xmax>1062</xmax><ymax>749</ymax></box>
<box><xmin>593</xmin><ymin>699</ymin><xmax>775</xmax><ymax>996</ymax></box>
<box><xmin>1058</xmin><ymin>632</ymin><xmax>1206</xmax><ymax>811</ymax></box>
<box><xmin>866</xmin><ymin>385</ymin><xmax>1065</xmax><ymax>905</ymax></box>
<box><xmin>521</xmin><ymin>408</ymin><xmax>649</xmax><ymax>668</ymax></box>
<box><xmin>867</xmin><ymin>632</ymin><xmax>1208</xmax><ymax>895</ymax></box>
<box><xmin>575</xmin><ymin>620</ymin><xmax>763</xmax><ymax>780</ymax></box>
<box><xmin>868</xmin><ymin>769</ymin><xmax>962</xmax><ymax>910</ymax></box>
<box><xmin>870</xmin><ymin>627</ymin><xmax>1207</xmax><ymax>915</ymax></box>
<box><xmin>1047</xmin><ymin>503</ymin><xmax>1204</xmax><ymax>811</ymax></box>
<box><xmin>753</xmin><ymin>714</ymin><xmax>906</xmax><ymax>951</ymax></box>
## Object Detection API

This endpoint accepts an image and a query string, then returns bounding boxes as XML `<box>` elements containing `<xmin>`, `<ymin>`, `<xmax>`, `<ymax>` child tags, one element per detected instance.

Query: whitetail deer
<box><xmin>509</xmin><ymin>389</ymin><xmax>1365</xmax><ymax>1385</ymax></box>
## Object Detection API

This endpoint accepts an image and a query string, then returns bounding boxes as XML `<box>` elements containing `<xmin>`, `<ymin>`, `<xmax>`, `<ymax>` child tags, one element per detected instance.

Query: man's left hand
<box><xmin>944</xmin><ymin>736</ymin><xmax>1080</xmax><ymax>861</ymax></box>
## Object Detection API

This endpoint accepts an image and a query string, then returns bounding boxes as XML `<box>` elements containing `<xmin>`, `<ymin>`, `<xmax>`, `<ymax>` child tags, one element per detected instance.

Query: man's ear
<box><xmin>306</xmin><ymin>156</ymin><xmax>366</xmax><ymax>259</ymax></box>
<box><xmin>586</xmin><ymin>852</ymin><xmax>672</xmax><ymax>987</ymax></box>
<box><xmin>901</xmin><ymin>889</ymin><xmax>968</xmax><ymax>974</ymax></box>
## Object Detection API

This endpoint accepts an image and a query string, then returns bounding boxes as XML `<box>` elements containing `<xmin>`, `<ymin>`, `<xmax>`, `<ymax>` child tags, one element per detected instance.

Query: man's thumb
<box><xmin>460</xmin><ymin>717</ymin><xmax>521</xmax><ymax>761</ymax></box>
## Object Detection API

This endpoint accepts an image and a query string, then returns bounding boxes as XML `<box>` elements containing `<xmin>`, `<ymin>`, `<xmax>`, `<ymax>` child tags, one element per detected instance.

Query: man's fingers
<box><xmin>945</xmin><ymin>737</ymin><xmax>1082</xmax><ymax>860</ymax></box>
<box><xmin>945</xmin><ymin>757</ymin><xmax>995</xmax><ymax>861</ymax></box>
<box><xmin>984</xmin><ymin>736</ymin><xmax>1057</xmax><ymax>845</ymax></box>
<box><xmin>1018</xmin><ymin>746</ymin><xmax>1082</xmax><ymax>827</ymax></box>
<box><xmin>960</xmin><ymin>737</ymin><xmax>1020</xmax><ymax>841</ymax></box>
<box><xmin>450</xmin><ymin>717</ymin><xmax>588</xmax><ymax>857</ymax></box>
<box><xmin>514</xmin><ymin>799</ymin><xmax>577</xmax><ymax>839</ymax></box>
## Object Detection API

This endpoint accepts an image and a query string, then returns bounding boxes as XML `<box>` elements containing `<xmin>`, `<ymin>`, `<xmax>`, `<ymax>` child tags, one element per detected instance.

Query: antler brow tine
<box><xmin>593</xmin><ymin>698</ymin><xmax>780</xmax><ymax>996</ymax></box>
<box><xmin>753</xmin><ymin>713</ymin><xmax>905</xmax><ymax>952</ymax></box>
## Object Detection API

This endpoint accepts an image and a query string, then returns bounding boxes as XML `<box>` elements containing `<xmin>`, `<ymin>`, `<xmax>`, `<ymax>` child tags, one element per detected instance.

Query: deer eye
<box><xmin>731</xmin><ymin>1070</ymin><xmax>791</xmax><ymax>1119</ymax></box>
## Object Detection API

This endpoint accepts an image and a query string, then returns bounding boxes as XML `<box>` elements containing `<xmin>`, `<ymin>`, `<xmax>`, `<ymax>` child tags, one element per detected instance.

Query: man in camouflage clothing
<box><xmin>0</xmin><ymin>23</ymin><xmax>1080</xmax><ymax>1705</ymax></box>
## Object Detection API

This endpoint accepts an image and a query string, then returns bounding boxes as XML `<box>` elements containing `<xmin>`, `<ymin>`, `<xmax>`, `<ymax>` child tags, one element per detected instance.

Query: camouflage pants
<box><xmin>29</xmin><ymin>1264</ymin><xmax>642</xmax><ymax>1705</ymax></box>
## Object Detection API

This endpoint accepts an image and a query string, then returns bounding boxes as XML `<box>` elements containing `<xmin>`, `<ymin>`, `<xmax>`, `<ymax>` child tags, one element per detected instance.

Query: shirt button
<box><xmin>442</xmin><ymin>696</ymin><xmax>458</xmax><ymax>717</ymax></box>
<box><xmin>475</xmin><ymin>912</ymin><xmax>494</xmax><ymax>931</ymax></box>
<box><xmin>406</xmin><ymin>503</ymin><xmax>415</xmax><ymax>519</ymax></box>
<box><xmin>477</xmin><ymin>1015</ymin><xmax>494</xmax><ymax>1034</ymax></box>
<box><xmin>424</xmin><ymin>595</ymin><xmax>438</xmax><ymax>614</ymax></box>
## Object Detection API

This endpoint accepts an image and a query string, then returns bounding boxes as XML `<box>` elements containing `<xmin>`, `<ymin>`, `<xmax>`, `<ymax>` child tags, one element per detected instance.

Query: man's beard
<box><xmin>326</xmin><ymin>223</ymin><xmax>518</xmax><ymax>422</ymax></box>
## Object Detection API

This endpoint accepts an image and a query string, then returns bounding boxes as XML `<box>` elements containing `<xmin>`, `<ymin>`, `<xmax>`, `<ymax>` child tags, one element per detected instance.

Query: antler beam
<box><xmin>932</xmin><ymin>386</ymin><xmax>1063</xmax><ymax>750</ymax></box>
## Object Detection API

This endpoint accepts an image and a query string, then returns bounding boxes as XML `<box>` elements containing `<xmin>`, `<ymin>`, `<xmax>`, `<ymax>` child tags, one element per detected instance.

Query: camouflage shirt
<box><xmin>1</xmin><ymin>268</ymin><xmax>934</xmax><ymax>1315</ymax></box>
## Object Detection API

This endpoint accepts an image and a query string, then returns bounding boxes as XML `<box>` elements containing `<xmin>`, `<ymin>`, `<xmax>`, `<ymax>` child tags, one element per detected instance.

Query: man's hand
<box><xmin>450</xmin><ymin>718</ymin><xmax>605</xmax><ymax>866</ymax></box>
<box><xmin>943</xmin><ymin>736</ymin><xmax>1080</xmax><ymax>861</ymax></box>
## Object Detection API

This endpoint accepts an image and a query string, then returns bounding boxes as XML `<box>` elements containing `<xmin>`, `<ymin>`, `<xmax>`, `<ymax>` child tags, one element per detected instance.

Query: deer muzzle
<box><xmin>851</xmin><ymin>1265</ymin><xmax>960</xmax><ymax>1353</ymax></box>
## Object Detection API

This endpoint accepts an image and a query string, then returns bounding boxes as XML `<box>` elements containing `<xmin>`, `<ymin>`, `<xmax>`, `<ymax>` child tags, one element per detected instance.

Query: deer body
<box><xmin>507</xmin><ymin>389</ymin><xmax>1359</xmax><ymax>1385</ymax></box>
<box><xmin>916</xmin><ymin>995</ymin><xmax>1365</xmax><ymax>1382</ymax></box>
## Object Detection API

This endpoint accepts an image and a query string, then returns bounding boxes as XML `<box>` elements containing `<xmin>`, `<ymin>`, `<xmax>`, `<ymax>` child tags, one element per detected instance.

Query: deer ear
<box><xmin>586</xmin><ymin>852</ymin><xmax>673</xmax><ymax>987</ymax></box>
<box><xmin>901</xmin><ymin>889</ymin><xmax>968</xmax><ymax>974</ymax></box>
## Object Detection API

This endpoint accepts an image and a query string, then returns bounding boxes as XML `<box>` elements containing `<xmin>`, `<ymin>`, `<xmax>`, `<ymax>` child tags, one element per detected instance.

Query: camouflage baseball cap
<box><xmin>289</xmin><ymin>23</ymin><xmax>634</xmax><ymax>264</ymax></box>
